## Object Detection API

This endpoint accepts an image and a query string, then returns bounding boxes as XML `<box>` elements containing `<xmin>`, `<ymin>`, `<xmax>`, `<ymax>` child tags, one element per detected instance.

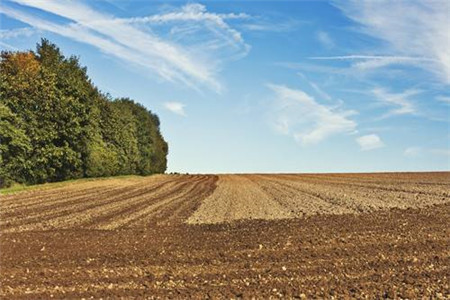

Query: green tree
<box><xmin>0</xmin><ymin>104</ymin><xmax>32</xmax><ymax>187</ymax></box>
<box><xmin>0</xmin><ymin>39</ymin><xmax>168</xmax><ymax>186</ymax></box>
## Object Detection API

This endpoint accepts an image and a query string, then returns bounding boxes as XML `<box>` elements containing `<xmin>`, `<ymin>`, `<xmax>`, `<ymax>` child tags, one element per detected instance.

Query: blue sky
<box><xmin>1</xmin><ymin>0</ymin><xmax>449</xmax><ymax>173</ymax></box>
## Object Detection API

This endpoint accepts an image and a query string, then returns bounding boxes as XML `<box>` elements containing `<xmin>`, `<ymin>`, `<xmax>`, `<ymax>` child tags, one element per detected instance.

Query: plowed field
<box><xmin>1</xmin><ymin>172</ymin><xmax>449</xmax><ymax>298</ymax></box>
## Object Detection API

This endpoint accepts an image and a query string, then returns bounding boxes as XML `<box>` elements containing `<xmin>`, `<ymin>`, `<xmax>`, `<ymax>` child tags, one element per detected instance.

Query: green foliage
<box><xmin>0</xmin><ymin>39</ymin><xmax>168</xmax><ymax>188</ymax></box>
<box><xmin>0</xmin><ymin>103</ymin><xmax>32</xmax><ymax>187</ymax></box>
<box><xmin>112</xmin><ymin>98</ymin><xmax>168</xmax><ymax>175</ymax></box>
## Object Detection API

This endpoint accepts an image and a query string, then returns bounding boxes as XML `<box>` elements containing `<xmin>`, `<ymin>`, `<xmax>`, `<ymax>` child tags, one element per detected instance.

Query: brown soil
<box><xmin>189</xmin><ymin>173</ymin><xmax>450</xmax><ymax>223</ymax></box>
<box><xmin>0</xmin><ymin>172</ymin><xmax>449</xmax><ymax>298</ymax></box>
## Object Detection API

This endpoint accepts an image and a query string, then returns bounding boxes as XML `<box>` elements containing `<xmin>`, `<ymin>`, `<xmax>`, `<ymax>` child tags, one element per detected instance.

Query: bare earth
<box><xmin>1</xmin><ymin>172</ymin><xmax>449</xmax><ymax>298</ymax></box>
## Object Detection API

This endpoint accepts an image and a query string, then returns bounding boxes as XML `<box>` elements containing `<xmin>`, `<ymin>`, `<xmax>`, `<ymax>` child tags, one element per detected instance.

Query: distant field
<box><xmin>1</xmin><ymin>173</ymin><xmax>449</xmax><ymax>298</ymax></box>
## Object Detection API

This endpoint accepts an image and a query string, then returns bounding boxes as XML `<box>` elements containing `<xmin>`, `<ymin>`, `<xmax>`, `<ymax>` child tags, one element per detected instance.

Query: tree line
<box><xmin>0</xmin><ymin>39</ymin><xmax>168</xmax><ymax>188</ymax></box>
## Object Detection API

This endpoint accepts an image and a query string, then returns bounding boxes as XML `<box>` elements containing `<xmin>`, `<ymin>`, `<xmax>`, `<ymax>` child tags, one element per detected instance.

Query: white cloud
<box><xmin>430</xmin><ymin>149</ymin><xmax>450</xmax><ymax>156</ymax></box>
<box><xmin>3</xmin><ymin>1</ymin><xmax>250</xmax><ymax>92</ymax></box>
<box><xmin>240</xmin><ymin>18</ymin><xmax>299</xmax><ymax>33</ymax></box>
<box><xmin>241</xmin><ymin>24</ymin><xmax>275</xmax><ymax>32</ymax></box>
<box><xmin>309</xmin><ymin>55</ymin><xmax>435</xmax><ymax>71</ymax></box>
<box><xmin>118</xmin><ymin>3</ymin><xmax>251</xmax><ymax>62</ymax></box>
<box><xmin>404</xmin><ymin>147</ymin><xmax>450</xmax><ymax>158</ymax></box>
<box><xmin>371</xmin><ymin>88</ymin><xmax>420</xmax><ymax>118</ymax></box>
<box><xmin>356</xmin><ymin>134</ymin><xmax>384</xmax><ymax>151</ymax></box>
<box><xmin>404</xmin><ymin>147</ymin><xmax>422</xmax><ymax>158</ymax></box>
<box><xmin>0</xmin><ymin>27</ymin><xmax>36</xmax><ymax>39</ymax></box>
<box><xmin>124</xmin><ymin>4</ymin><xmax>250</xmax><ymax>24</ymax></box>
<box><xmin>0</xmin><ymin>27</ymin><xmax>38</xmax><ymax>50</ymax></box>
<box><xmin>332</xmin><ymin>0</ymin><xmax>450</xmax><ymax>84</ymax></box>
<box><xmin>316</xmin><ymin>31</ymin><xmax>334</xmax><ymax>48</ymax></box>
<box><xmin>164</xmin><ymin>102</ymin><xmax>186</xmax><ymax>116</ymax></box>
<box><xmin>298</xmin><ymin>73</ymin><xmax>332</xmax><ymax>102</ymax></box>
<box><xmin>268</xmin><ymin>84</ymin><xmax>357</xmax><ymax>145</ymax></box>
<box><xmin>436</xmin><ymin>96</ymin><xmax>450</xmax><ymax>104</ymax></box>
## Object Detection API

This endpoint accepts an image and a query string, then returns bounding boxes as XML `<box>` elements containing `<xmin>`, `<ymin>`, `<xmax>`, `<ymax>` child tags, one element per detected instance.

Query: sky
<box><xmin>1</xmin><ymin>0</ymin><xmax>449</xmax><ymax>173</ymax></box>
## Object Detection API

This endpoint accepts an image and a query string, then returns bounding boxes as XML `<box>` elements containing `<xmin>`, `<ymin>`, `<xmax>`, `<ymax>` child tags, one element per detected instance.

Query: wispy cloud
<box><xmin>276</xmin><ymin>61</ymin><xmax>353</xmax><ymax>77</ymax></box>
<box><xmin>436</xmin><ymin>96</ymin><xmax>450</xmax><ymax>104</ymax></box>
<box><xmin>0</xmin><ymin>26</ymin><xmax>38</xmax><ymax>50</ymax></box>
<box><xmin>316</xmin><ymin>31</ymin><xmax>334</xmax><ymax>48</ymax></box>
<box><xmin>123</xmin><ymin>4</ymin><xmax>250</xmax><ymax>24</ymax></box>
<box><xmin>404</xmin><ymin>147</ymin><xmax>450</xmax><ymax>158</ymax></box>
<box><xmin>164</xmin><ymin>102</ymin><xmax>186</xmax><ymax>116</ymax></box>
<box><xmin>268</xmin><ymin>84</ymin><xmax>357</xmax><ymax>145</ymax></box>
<box><xmin>298</xmin><ymin>73</ymin><xmax>332</xmax><ymax>102</ymax></box>
<box><xmin>332</xmin><ymin>0</ymin><xmax>450</xmax><ymax>84</ymax></box>
<box><xmin>404</xmin><ymin>146</ymin><xmax>422</xmax><ymax>158</ymax></box>
<box><xmin>356</xmin><ymin>134</ymin><xmax>384</xmax><ymax>151</ymax></box>
<box><xmin>0</xmin><ymin>27</ymin><xmax>36</xmax><ymax>39</ymax></box>
<box><xmin>371</xmin><ymin>88</ymin><xmax>421</xmax><ymax>118</ymax></box>
<box><xmin>2</xmin><ymin>1</ymin><xmax>250</xmax><ymax>92</ymax></box>
<box><xmin>430</xmin><ymin>149</ymin><xmax>450</xmax><ymax>157</ymax></box>
<box><xmin>116</xmin><ymin>3</ymin><xmax>251</xmax><ymax>62</ymax></box>
<box><xmin>240</xmin><ymin>19</ymin><xmax>298</xmax><ymax>33</ymax></box>
<box><xmin>309</xmin><ymin>55</ymin><xmax>435</xmax><ymax>71</ymax></box>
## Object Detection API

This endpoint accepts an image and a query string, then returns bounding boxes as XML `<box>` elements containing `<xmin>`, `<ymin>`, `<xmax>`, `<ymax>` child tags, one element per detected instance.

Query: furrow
<box><xmin>0</xmin><ymin>177</ymin><xmax>181</xmax><ymax>232</ymax></box>
<box><xmin>0</xmin><ymin>185</ymin><xmax>128</xmax><ymax>219</ymax></box>
<box><xmin>267</xmin><ymin>174</ymin><xmax>450</xmax><ymax>209</ymax></box>
<box><xmin>279</xmin><ymin>174</ymin><xmax>450</xmax><ymax>197</ymax></box>
<box><xmin>0</xmin><ymin>185</ymin><xmax>140</xmax><ymax>228</ymax></box>
<box><xmin>163</xmin><ymin>175</ymin><xmax>219</xmax><ymax>224</ymax></box>
<box><xmin>257</xmin><ymin>174</ymin><xmax>400</xmax><ymax>212</ymax></box>
<box><xmin>247</xmin><ymin>175</ymin><xmax>354</xmax><ymax>215</ymax></box>
<box><xmin>131</xmin><ymin>175</ymin><xmax>218</xmax><ymax>227</ymax></box>
<box><xmin>86</xmin><ymin>176</ymin><xmax>206</xmax><ymax>230</ymax></box>
<box><xmin>0</xmin><ymin>186</ymin><xmax>108</xmax><ymax>210</ymax></box>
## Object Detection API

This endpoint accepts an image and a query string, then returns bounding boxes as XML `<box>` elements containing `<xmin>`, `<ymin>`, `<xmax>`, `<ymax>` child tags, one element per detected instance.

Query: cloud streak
<box><xmin>240</xmin><ymin>19</ymin><xmax>299</xmax><ymax>33</ymax></box>
<box><xmin>436</xmin><ymin>96</ymin><xmax>450</xmax><ymax>104</ymax></box>
<box><xmin>3</xmin><ymin>1</ymin><xmax>250</xmax><ymax>92</ymax></box>
<box><xmin>268</xmin><ymin>84</ymin><xmax>357</xmax><ymax>145</ymax></box>
<box><xmin>115</xmin><ymin>3</ymin><xmax>250</xmax><ymax>62</ymax></box>
<box><xmin>124</xmin><ymin>4</ymin><xmax>249</xmax><ymax>24</ymax></box>
<box><xmin>430</xmin><ymin>149</ymin><xmax>450</xmax><ymax>157</ymax></box>
<box><xmin>0</xmin><ymin>27</ymin><xmax>36</xmax><ymax>39</ymax></box>
<box><xmin>332</xmin><ymin>0</ymin><xmax>450</xmax><ymax>84</ymax></box>
<box><xmin>298</xmin><ymin>73</ymin><xmax>333</xmax><ymax>102</ymax></box>
<box><xmin>309</xmin><ymin>55</ymin><xmax>436</xmax><ymax>71</ymax></box>
<box><xmin>371</xmin><ymin>88</ymin><xmax>421</xmax><ymax>118</ymax></box>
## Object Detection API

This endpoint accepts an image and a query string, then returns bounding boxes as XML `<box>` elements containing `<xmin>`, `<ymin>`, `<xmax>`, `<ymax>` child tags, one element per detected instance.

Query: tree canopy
<box><xmin>0</xmin><ymin>39</ymin><xmax>168</xmax><ymax>187</ymax></box>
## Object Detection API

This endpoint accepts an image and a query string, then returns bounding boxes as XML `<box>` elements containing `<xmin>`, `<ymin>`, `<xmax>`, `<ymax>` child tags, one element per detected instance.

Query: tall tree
<box><xmin>0</xmin><ymin>39</ymin><xmax>168</xmax><ymax>187</ymax></box>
